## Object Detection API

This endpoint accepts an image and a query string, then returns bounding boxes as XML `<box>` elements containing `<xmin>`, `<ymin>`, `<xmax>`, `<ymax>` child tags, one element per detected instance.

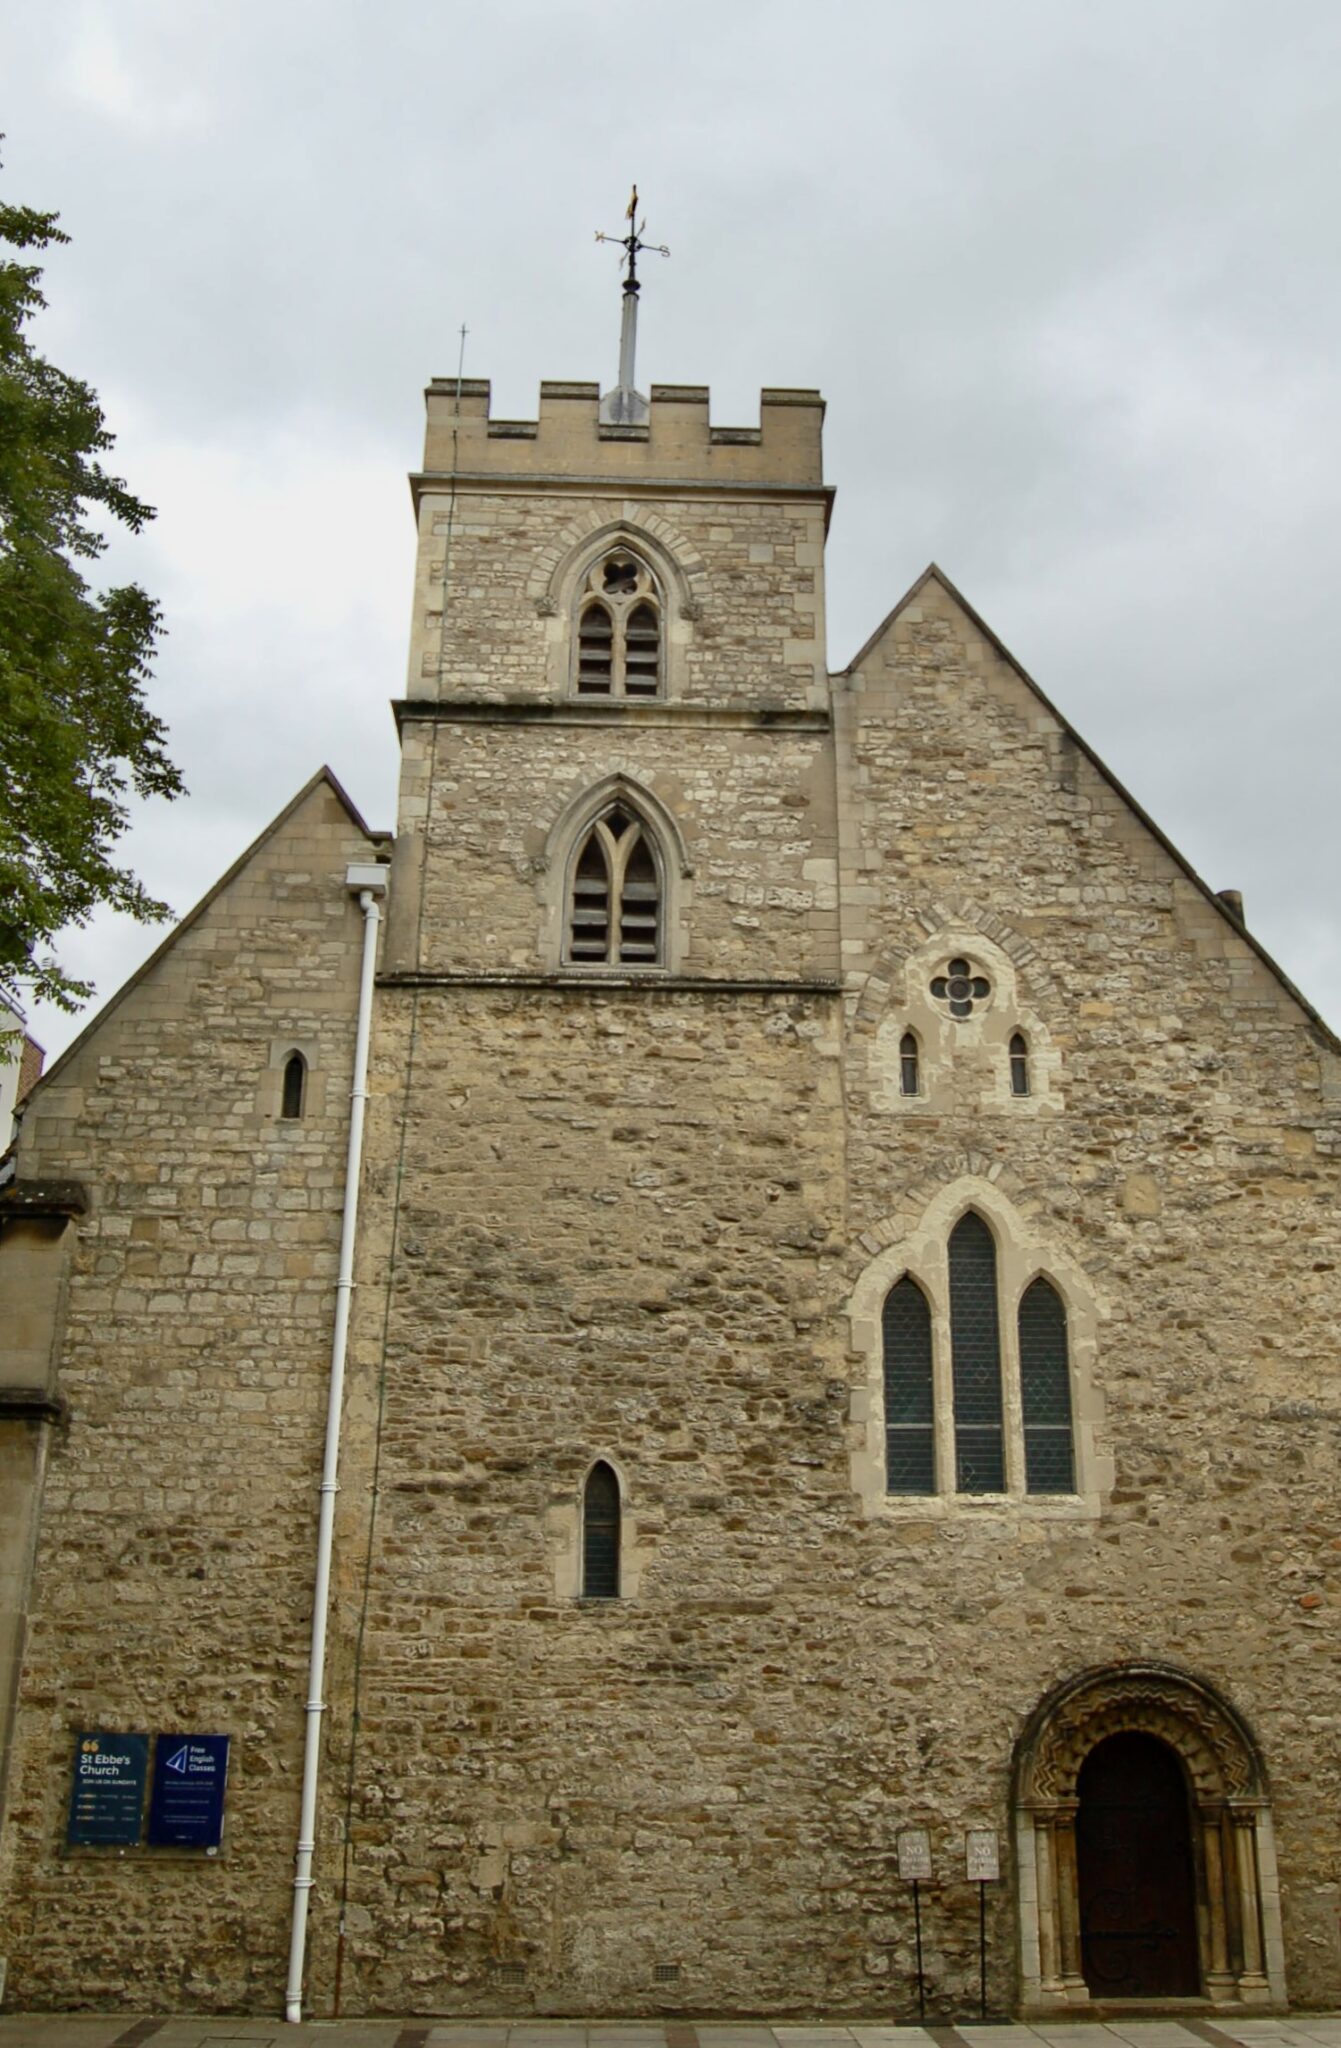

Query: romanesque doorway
<box><xmin>1012</xmin><ymin>1663</ymin><xmax>1285</xmax><ymax>2011</ymax></box>
<box><xmin>1076</xmin><ymin>1731</ymin><xmax>1199</xmax><ymax>1997</ymax></box>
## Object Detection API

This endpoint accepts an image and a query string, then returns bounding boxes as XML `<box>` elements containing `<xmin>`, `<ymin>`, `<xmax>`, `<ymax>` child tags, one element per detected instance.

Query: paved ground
<box><xmin>3</xmin><ymin>2016</ymin><xmax>1341</xmax><ymax>2048</ymax></box>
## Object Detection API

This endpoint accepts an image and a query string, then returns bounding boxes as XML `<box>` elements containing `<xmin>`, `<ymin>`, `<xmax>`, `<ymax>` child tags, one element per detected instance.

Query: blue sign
<box><xmin>147</xmin><ymin>1733</ymin><xmax>230</xmax><ymax>1849</ymax></box>
<box><xmin>67</xmin><ymin>1732</ymin><xmax>149</xmax><ymax>1847</ymax></box>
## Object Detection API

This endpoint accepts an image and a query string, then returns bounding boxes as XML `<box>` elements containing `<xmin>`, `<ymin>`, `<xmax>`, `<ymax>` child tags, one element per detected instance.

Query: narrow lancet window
<box><xmin>1010</xmin><ymin>1031</ymin><xmax>1030</xmax><ymax>1097</ymax></box>
<box><xmin>281</xmin><ymin>1051</ymin><xmax>306</xmax><ymax>1120</ymax></box>
<box><xmin>1019</xmin><ymin>1278</ymin><xmax>1076</xmax><ymax>1494</ymax></box>
<box><xmin>882</xmin><ymin>1276</ymin><xmax>935</xmax><ymax>1493</ymax></box>
<box><xmin>577</xmin><ymin>600</ymin><xmax>615</xmax><ymax>694</ymax></box>
<box><xmin>624</xmin><ymin>602</ymin><xmax>660</xmax><ymax>695</ymax></box>
<box><xmin>569</xmin><ymin>833</ymin><xmax>612</xmax><ymax>961</ymax></box>
<box><xmin>948</xmin><ymin>1211</ymin><xmax>1004</xmax><ymax>1492</ymax></box>
<box><xmin>567</xmin><ymin>806</ymin><xmax>662</xmax><ymax>966</ymax></box>
<box><xmin>582</xmin><ymin>1462</ymin><xmax>621</xmax><ymax>1598</ymax></box>
<box><xmin>899</xmin><ymin>1030</ymin><xmax>921</xmax><ymax>1097</ymax></box>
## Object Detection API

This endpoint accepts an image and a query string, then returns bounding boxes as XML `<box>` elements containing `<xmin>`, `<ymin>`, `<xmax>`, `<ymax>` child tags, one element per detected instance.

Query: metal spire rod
<box><xmin>595</xmin><ymin>185</ymin><xmax>669</xmax><ymax>425</ymax></box>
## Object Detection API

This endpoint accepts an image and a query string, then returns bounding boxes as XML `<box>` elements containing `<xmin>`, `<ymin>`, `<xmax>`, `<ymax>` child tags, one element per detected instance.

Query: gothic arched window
<box><xmin>567</xmin><ymin>805</ymin><xmax>662</xmax><ymax>966</ymax></box>
<box><xmin>280</xmin><ymin>1051</ymin><xmax>307</xmax><ymax>1120</ymax></box>
<box><xmin>948</xmin><ymin>1211</ymin><xmax>1005</xmax><ymax>1493</ymax></box>
<box><xmin>1019</xmin><ymin>1278</ymin><xmax>1075</xmax><ymax>1494</ymax></box>
<box><xmin>582</xmin><ymin>1462</ymin><xmax>621</xmax><ymax>1599</ymax></box>
<box><xmin>575</xmin><ymin>550</ymin><xmax>662</xmax><ymax>698</ymax></box>
<box><xmin>882</xmin><ymin>1276</ymin><xmax>935</xmax><ymax>1494</ymax></box>
<box><xmin>1010</xmin><ymin>1030</ymin><xmax>1030</xmax><ymax>1097</ymax></box>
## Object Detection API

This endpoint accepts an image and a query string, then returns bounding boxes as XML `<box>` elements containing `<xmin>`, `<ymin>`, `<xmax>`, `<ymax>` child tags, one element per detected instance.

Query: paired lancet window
<box><xmin>567</xmin><ymin>804</ymin><xmax>662</xmax><ymax>967</ymax></box>
<box><xmin>576</xmin><ymin>551</ymin><xmax>661</xmax><ymax>698</ymax></box>
<box><xmin>882</xmin><ymin>1211</ymin><xmax>1076</xmax><ymax>1499</ymax></box>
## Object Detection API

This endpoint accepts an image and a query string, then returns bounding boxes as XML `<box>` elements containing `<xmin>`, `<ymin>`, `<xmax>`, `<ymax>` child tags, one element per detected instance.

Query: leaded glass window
<box><xmin>948</xmin><ymin>1211</ymin><xmax>1004</xmax><ymax>1492</ymax></box>
<box><xmin>582</xmin><ymin>1462</ymin><xmax>620</xmax><ymax>1598</ymax></box>
<box><xmin>1010</xmin><ymin>1031</ymin><xmax>1030</xmax><ymax>1097</ymax></box>
<box><xmin>882</xmin><ymin>1276</ymin><xmax>935</xmax><ymax>1493</ymax></box>
<box><xmin>1019</xmin><ymin>1278</ymin><xmax>1075</xmax><ymax>1494</ymax></box>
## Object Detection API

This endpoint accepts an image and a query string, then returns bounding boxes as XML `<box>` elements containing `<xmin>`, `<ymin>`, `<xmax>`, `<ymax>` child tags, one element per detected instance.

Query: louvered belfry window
<box><xmin>568</xmin><ymin>806</ymin><xmax>661</xmax><ymax>966</ymax></box>
<box><xmin>575</xmin><ymin>551</ymin><xmax>662</xmax><ymax>697</ymax></box>
<box><xmin>948</xmin><ymin>1212</ymin><xmax>1005</xmax><ymax>1492</ymax></box>
<box><xmin>1019</xmin><ymin>1278</ymin><xmax>1075</xmax><ymax>1493</ymax></box>
<box><xmin>582</xmin><ymin>1462</ymin><xmax>621</xmax><ymax>1599</ymax></box>
<box><xmin>883</xmin><ymin>1276</ymin><xmax>936</xmax><ymax>1493</ymax></box>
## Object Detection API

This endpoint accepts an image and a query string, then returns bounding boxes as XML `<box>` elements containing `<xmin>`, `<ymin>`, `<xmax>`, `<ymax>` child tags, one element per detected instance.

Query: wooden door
<box><xmin>1077</xmin><ymin>1731</ymin><xmax>1200</xmax><ymax>1997</ymax></box>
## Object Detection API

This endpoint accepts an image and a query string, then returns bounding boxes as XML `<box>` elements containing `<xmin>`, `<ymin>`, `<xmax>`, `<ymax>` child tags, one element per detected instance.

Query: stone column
<box><xmin>1053</xmin><ymin>1804</ymin><xmax>1087</xmax><ymax>1999</ymax></box>
<box><xmin>1200</xmin><ymin>1806</ymin><xmax>1234</xmax><ymax>2002</ymax></box>
<box><xmin>1231</xmin><ymin>1806</ymin><xmax>1269</xmax><ymax>2000</ymax></box>
<box><xmin>1033</xmin><ymin>1813</ymin><xmax>1062</xmax><ymax>1993</ymax></box>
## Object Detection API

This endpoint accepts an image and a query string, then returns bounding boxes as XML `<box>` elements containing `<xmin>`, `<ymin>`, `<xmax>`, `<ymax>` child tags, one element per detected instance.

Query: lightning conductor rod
<box><xmin>596</xmin><ymin>184</ymin><xmax>669</xmax><ymax>427</ymax></box>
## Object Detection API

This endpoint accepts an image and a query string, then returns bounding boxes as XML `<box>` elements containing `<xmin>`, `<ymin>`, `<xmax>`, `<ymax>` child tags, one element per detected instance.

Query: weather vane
<box><xmin>595</xmin><ymin>185</ymin><xmax>669</xmax><ymax>426</ymax></box>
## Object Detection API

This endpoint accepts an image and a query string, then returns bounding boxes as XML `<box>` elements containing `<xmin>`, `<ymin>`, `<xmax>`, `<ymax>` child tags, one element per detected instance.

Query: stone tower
<box><xmin>327</xmin><ymin>373</ymin><xmax>855</xmax><ymax>2010</ymax></box>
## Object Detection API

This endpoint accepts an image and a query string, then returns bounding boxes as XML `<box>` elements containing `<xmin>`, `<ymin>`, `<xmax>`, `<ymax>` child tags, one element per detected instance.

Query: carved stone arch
<box><xmin>530</xmin><ymin>511</ymin><xmax>707</xmax><ymax>617</ymax></box>
<box><xmin>1017</xmin><ymin>1663</ymin><xmax>1264</xmax><ymax>1805</ymax></box>
<box><xmin>1013</xmin><ymin>1662</ymin><xmax>1284</xmax><ymax>2011</ymax></box>
<box><xmin>534</xmin><ymin>772</ymin><xmax>693</xmax><ymax>974</ymax></box>
<box><xmin>854</xmin><ymin>899</ymin><xmax>1043</xmax><ymax>1034</ymax></box>
<box><xmin>850</xmin><ymin>1155</ymin><xmax>1040</xmax><ymax>1271</ymax></box>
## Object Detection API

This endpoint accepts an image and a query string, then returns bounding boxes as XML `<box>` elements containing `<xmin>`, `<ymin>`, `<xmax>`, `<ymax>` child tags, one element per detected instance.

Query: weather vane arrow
<box><xmin>596</xmin><ymin>185</ymin><xmax>669</xmax><ymax>424</ymax></box>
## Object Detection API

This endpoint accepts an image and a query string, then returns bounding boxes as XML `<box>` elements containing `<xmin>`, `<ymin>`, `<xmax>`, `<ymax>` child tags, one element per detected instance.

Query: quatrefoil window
<box><xmin>930</xmin><ymin>957</ymin><xmax>991</xmax><ymax>1019</ymax></box>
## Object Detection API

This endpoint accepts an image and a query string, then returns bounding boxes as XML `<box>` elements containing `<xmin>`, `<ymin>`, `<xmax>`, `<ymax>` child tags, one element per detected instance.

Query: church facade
<box><xmin>0</xmin><ymin>363</ymin><xmax>1339</xmax><ymax>2023</ymax></box>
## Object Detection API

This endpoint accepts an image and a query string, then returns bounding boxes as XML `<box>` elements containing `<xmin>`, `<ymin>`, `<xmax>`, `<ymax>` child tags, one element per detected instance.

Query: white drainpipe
<box><xmin>285</xmin><ymin>862</ymin><xmax>387</xmax><ymax>2024</ymax></box>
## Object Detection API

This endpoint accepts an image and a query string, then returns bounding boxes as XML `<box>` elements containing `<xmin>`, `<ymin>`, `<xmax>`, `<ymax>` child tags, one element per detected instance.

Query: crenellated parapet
<box><xmin>416</xmin><ymin>378</ymin><xmax>825</xmax><ymax>490</ymax></box>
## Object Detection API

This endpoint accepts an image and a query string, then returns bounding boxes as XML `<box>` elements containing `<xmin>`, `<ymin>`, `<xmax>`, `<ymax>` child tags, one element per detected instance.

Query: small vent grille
<box><xmin>653</xmin><ymin>1962</ymin><xmax>681</xmax><ymax>1983</ymax></box>
<box><xmin>496</xmin><ymin>1962</ymin><xmax>527</xmax><ymax>1984</ymax></box>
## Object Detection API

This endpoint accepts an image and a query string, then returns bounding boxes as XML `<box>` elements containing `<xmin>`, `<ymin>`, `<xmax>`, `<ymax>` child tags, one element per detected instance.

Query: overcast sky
<box><xmin>7</xmin><ymin>0</ymin><xmax>1341</xmax><ymax>1056</ymax></box>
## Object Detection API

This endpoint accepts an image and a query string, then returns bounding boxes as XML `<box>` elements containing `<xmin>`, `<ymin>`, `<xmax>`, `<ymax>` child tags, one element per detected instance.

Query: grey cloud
<box><xmin>6</xmin><ymin>0</ymin><xmax>1339</xmax><ymax>1053</ymax></box>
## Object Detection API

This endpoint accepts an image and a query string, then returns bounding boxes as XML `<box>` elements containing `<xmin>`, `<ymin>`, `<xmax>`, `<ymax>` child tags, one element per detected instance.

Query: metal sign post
<box><xmin>898</xmin><ymin>1829</ymin><xmax>933</xmax><ymax>2020</ymax></box>
<box><xmin>965</xmin><ymin>1829</ymin><xmax>1000</xmax><ymax>2019</ymax></box>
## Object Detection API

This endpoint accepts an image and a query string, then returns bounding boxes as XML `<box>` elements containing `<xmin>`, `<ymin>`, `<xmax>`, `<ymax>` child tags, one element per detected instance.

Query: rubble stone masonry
<box><xmin>0</xmin><ymin>383</ymin><xmax>1337</xmax><ymax>2021</ymax></box>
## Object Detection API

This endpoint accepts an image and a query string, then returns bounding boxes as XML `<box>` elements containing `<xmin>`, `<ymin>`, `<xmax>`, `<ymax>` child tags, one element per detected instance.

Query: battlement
<box><xmin>417</xmin><ymin>378</ymin><xmax>826</xmax><ymax>488</ymax></box>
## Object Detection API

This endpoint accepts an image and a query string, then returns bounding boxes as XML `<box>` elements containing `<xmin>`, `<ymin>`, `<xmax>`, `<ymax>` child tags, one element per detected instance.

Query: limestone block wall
<box><xmin>405</xmin><ymin>484</ymin><xmax>829</xmax><ymax>712</ymax></box>
<box><xmin>833</xmin><ymin>570</ymin><xmax>1341</xmax><ymax>2008</ymax></box>
<box><xmin>0</xmin><ymin>775</ymin><xmax>382</xmax><ymax>2012</ymax></box>
<box><xmin>387</xmin><ymin>715</ymin><xmax>839</xmax><ymax>984</ymax></box>
<box><xmin>320</xmin><ymin>982</ymin><xmax>858</xmax><ymax>2017</ymax></box>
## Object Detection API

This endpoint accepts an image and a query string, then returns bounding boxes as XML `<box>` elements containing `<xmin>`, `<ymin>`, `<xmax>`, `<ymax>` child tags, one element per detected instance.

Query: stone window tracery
<box><xmin>930</xmin><ymin>956</ymin><xmax>991</xmax><ymax>1019</ymax></box>
<box><xmin>567</xmin><ymin>804</ymin><xmax>662</xmax><ymax>966</ymax></box>
<box><xmin>575</xmin><ymin>550</ymin><xmax>662</xmax><ymax>698</ymax></box>
<box><xmin>874</xmin><ymin>1208</ymin><xmax>1081</xmax><ymax>1503</ymax></box>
